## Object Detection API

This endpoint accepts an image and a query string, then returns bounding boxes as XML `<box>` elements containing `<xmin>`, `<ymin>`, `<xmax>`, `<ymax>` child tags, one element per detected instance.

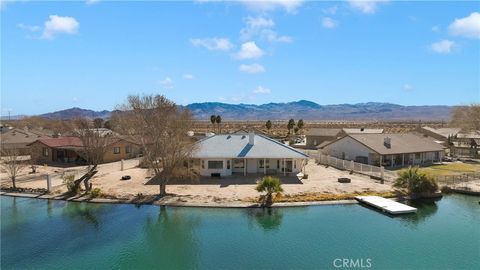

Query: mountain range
<box><xmin>6</xmin><ymin>100</ymin><xmax>454</xmax><ymax>121</ymax></box>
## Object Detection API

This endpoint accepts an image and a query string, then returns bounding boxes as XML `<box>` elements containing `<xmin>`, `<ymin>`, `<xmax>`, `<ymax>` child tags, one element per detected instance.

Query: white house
<box><xmin>191</xmin><ymin>132</ymin><xmax>309</xmax><ymax>177</ymax></box>
<box><xmin>322</xmin><ymin>133</ymin><xmax>445</xmax><ymax>168</ymax></box>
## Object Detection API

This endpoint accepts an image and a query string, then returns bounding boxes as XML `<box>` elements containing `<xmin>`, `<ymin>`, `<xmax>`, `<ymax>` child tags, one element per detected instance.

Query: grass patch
<box><xmin>396</xmin><ymin>163</ymin><xmax>480</xmax><ymax>178</ymax></box>
<box><xmin>245</xmin><ymin>191</ymin><xmax>401</xmax><ymax>203</ymax></box>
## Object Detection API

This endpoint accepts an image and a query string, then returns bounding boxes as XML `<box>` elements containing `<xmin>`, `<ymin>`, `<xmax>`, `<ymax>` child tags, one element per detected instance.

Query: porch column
<box><xmin>402</xmin><ymin>154</ymin><xmax>405</xmax><ymax>167</ymax></box>
<box><xmin>283</xmin><ymin>158</ymin><xmax>286</xmax><ymax>176</ymax></box>
<box><xmin>264</xmin><ymin>158</ymin><xmax>266</xmax><ymax>174</ymax></box>
<box><xmin>244</xmin><ymin>158</ymin><xmax>246</xmax><ymax>176</ymax></box>
<box><xmin>421</xmin><ymin>152</ymin><xmax>424</xmax><ymax>164</ymax></box>
<box><xmin>379</xmin><ymin>155</ymin><xmax>383</xmax><ymax>166</ymax></box>
<box><xmin>391</xmin><ymin>155</ymin><xmax>394</xmax><ymax>168</ymax></box>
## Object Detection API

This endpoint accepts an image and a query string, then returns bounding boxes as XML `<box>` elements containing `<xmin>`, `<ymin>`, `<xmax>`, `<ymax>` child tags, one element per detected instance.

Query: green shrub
<box><xmin>90</xmin><ymin>188</ymin><xmax>102</xmax><ymax>198</ymax></box>
<box><xmin>394</xmin><ymin>166</ymin><xmax>438</xmax><ymax>194</ymax></box>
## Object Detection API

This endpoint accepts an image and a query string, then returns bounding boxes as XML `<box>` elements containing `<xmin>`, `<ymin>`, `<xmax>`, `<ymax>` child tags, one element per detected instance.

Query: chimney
<box><xmin>248</xmin><ymin>131</ymin><xmax>255</xmax><ymax>145</ymax></box>
<box><xmin>384</xmin><ymin>137</ymin><xmax>391</xmax><ymax>148</ymax></box>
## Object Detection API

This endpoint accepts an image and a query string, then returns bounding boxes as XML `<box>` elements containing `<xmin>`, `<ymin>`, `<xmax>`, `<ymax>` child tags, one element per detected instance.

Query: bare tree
<box><xmin>71</xmin><ymin>118</ymin><xmax>111</xmax><ymax>192</ymax></box>
<box><xmin>115</xmin><ymin>95</ymin><xmax>196</xmax><ymax>196</ymax></box>
<box><xmin>1</xmin><ymin>148</ymin><xmax>27</xmax><ymax>189</ymax></box>
<box><xmin>451</xmin><ymin>104</ymin><xmax>480</xmax><ymax>132</ymax></box>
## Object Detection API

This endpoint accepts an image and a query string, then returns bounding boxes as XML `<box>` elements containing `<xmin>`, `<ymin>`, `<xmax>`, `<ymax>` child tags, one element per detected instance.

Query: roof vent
<box><xmin>248</xmin><ymin>131</ymin><xmax>255</xmax><ymax>145</ymax></box>
<box><xmin>384</xmin><ymin>137</ymin><xmax>391</xmax><ymax>148</ymax></box>
<box><xmin>360</xmin><ymin>127</ymin><xmax>364</xmax><ymax>131</ymax></box>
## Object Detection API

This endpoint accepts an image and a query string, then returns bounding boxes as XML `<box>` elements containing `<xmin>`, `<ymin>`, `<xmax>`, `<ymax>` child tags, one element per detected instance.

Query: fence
<box><xmin>434</xmin><ymin>172</ymin><xmax>480</xmax><ymax>192</ymax></box>
<box><xmin>316</xmin><ymin>153</ymin><xmax>397</xmax><ymax>181</ymax></box>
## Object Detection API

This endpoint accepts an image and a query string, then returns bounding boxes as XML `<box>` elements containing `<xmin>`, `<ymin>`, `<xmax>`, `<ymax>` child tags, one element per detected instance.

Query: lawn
<box><xmin>398</xmin><ymin>162</ymin><xmax>480</xmax><ymax>178</ymax></box>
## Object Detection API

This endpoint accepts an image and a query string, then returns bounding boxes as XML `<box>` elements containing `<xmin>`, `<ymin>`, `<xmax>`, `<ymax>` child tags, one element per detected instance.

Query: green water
<box><xmin>1</xmin><ymin>195</ymin><xmax>479</xmax><ymax>270</ymax></box>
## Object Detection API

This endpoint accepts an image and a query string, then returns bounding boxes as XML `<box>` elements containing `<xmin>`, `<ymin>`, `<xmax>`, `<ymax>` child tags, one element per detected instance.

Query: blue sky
<box><xmin>1</xmin><ymin>0</ymin><xmax>479</xmax><ymax>115</ymax></box>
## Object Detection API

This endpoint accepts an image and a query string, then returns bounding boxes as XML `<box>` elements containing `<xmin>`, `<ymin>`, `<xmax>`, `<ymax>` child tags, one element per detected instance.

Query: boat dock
<box><xmin>355</xmin><ymin>196</ymin><xmax>417</xmax><ymax>215</ymax></box>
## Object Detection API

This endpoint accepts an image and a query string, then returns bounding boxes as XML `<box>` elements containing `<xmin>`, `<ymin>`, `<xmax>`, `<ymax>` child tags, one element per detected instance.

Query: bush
<box><xmin>62</xmin><ymin>174</ymin><xmax>78</xmax><ymax>194</ymax></box>
<box><xmin>394</xmin><ymin>166</ymin><xmax>438</xmax><ymax>195</ymax></box>
<box><xmin>90</xmin><ymin>188</ymin><xmax>102</xmax><ymax>198</ymax></box>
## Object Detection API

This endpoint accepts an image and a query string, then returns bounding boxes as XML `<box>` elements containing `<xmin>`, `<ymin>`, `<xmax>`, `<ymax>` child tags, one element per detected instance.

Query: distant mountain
<box><xmin>40</xmin><ymin>107</ymin><xmax>111</xmax><ymax>119</ymax></box>
<box><xmin>7</xmin><ymin>101</ymin><xmax>454</xmax><ymax>121</ymax></box>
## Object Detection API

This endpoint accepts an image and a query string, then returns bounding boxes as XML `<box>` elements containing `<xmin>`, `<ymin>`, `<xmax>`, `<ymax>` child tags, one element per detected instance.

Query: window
<box><xmin>43</xmin><ymin>147</ymin><xmax>49</xmax><ymax>157</ymax></box>
<box><xmin>125</xmin><ymin>146</ymin><xmax>131</xmax><ymax>154</ymax></box>
<box><xmin>201</xmin><ymin>160</ymin><xmax>205</xmax><ymax>169</ymax></box>
<box><xmin>277</xmin><ymin>160</ymin><xmax>280</xmax><ymax>169</ymax></box>
<box><xmin>113</xmin><ymin>147</ymin><xmax>120</xmax><ymax>154</ymax></box>
<box><xmin>227</xmin><ymin>160</ymin><xmax>231</xmax><ymax>169</ymax></box>
<box><xmin>208</xmin><ymin>160</ymin><xmax>223</xmax><ymax>169</ymax></box>
<box><xmin>259</xmin><ymin>159</ymin><xmax>270</xmax><ymax>169</ymax></box>
<box><xmin>233</xmin><ymin>159</ymin><xmax>244</xmax><ymax>168</ymax></box>
<box><xmin>415</xmin><ymin>153</ymin><xmax>421</xmax><ymax>159</ymax></box>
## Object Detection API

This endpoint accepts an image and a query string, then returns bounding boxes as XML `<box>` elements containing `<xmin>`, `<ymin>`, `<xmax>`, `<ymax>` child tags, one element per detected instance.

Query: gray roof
<box><xmin>192</xmin><ymin>133</ymin><xmax>308</xmax><ymax>159</ymax></box>
<box><xmin>345</xmin><ymin>133</ymin><xmax>445</xmax><ymax>155</ymax></box>
<box><xmin>342</xmin><ymin>128</ymin><xmax>383</xmax><ymax>134</ymax></box>
<box><xmin>421</xmin><ymin>126</ymin><xmax>461</xmax><ymax>138</ymax></box>
<box><xmin>305</xmin><ymin>128</ymin><xmax>342</xmax><ymax>137</ymax></box>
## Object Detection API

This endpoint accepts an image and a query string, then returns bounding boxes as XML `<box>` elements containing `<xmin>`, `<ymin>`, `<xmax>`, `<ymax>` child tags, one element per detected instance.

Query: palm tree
<box><xmin>215</xmin><ymin>115</ymin><xmax>222</xmax><ymax>133</ymax></box>
<box><xmin>265</xmin><ymin>120</ymin><xmax>272</xmax><ymax>133</ymax></box>
<box><xmin>394</xmin><ymin>166</ymin><xmax>438</xmax><ymax>195</ymax></box>
<box><xmin>287</xmin><ymin>119</ymin><xmax>295</xmax><ymax>135</ymax></box>
<box><xmin>210</xmin><ymin>115</ymin><xmax>216</xmax><ymax>132</ymax></box>
<box><xmin>256</xmin><ymin>176</ymin><xmax>283</xmax><ymax>207</ymax></box>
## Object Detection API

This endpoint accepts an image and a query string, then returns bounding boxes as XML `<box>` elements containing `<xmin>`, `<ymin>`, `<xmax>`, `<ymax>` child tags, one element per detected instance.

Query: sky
<box><xmin>1</xmin><ymin>0</ymin><xmax>479</xmax><ymax>115</ymax></box>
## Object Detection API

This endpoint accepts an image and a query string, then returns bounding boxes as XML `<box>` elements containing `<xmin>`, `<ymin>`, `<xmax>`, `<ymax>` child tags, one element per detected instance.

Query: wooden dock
<box><xmin>355</xmin><ymin>196</ymin><xmax>417</xmax><ymax>215</ymax></box>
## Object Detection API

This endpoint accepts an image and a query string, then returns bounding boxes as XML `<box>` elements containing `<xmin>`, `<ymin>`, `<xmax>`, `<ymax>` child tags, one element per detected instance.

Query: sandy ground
<box><xmin>1</xmin><ymin>159</ymin><xmax>395</xmax><ymax>204</ymax></box>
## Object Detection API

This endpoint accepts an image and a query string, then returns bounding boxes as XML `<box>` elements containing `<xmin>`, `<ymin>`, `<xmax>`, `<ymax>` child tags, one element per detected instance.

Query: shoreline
<box><xmin>0</xmin><ymin>191</ymin><xmax>358</xmax><ymax>208</ymax></box>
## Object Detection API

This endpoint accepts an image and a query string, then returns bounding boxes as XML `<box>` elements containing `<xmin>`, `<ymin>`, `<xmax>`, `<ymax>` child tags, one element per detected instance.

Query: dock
<box><xmin>355</xmin><ymin>196</ymin><xmax>417</xmax><ymax>215</ymax></box>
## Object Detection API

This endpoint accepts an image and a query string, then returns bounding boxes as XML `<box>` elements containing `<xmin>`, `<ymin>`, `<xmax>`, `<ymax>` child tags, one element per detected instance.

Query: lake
<box><xmin>1</xmin><ymin>195</ymin><xmax>479</xmax><ymax>269</ymax></box>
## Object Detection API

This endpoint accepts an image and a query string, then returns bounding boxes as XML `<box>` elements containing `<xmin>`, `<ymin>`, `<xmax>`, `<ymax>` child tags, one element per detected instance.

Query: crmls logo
<box><xmin>333</xmin><ymin>258</ymin><xmax>372</xmax><ymax>268</ymax></box>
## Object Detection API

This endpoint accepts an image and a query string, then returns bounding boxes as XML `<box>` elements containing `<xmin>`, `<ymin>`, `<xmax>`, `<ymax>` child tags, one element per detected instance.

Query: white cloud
<box><xmin>448</xmin><ymin>12</ymin><xmax>480</xmax><ymax>39</ymax></box>
<box><xmin>322</xmin><ymin>17</ymin><xmax>338</xmax><ymax>29</ymax></box>
<box><xmin>430</xmin><ymin>40</ymin><xmax>455</xmax><ymax>54</ymax></box>
<box><xmin>41</xmin><ymin>15</ymin><xmax>79</xmax><ymax>39</ymax></box>
<box><xmin>236</xmin><ymin>41</ymin><xmax>264</xmax><ymax>59</ymax></box>
<box><xmin>159</xmin><ymin>77</ymin><xmax>174</xmax><ymax>89</ymax></box>
<box><xmin>322</xmin><ymin>5</ymin><xmax>338</xmax><ymax>15</ymax></box>
<box><xmin>86</xmin><ymin>0</ymin><xmax>100</xmax><ymax>5</ymax></box>
<box><xmin>432</xmin><ymin>25</ymin><xmax>440</xmax><ymax>33</ymax></box>
<box><xmin>239</xmin><ymin>0</ymin><xmax>304</xmax><ymax>13</ymax></box>
<box><xmin>253</xmin><ymin>86</ymin><xmax>271</xmax><ymax>94</ymax></box>
<box><xmin>240</xmin><ymin>16</ymin><xmax>292</xmax><ymax>43</ymax></box>
<box><xmin>239</xmin><ymin>63</ymin><xmax>265</xmax><ymax>73</ymax></box>
<box><xmin>17</xmin><ymin>23</ymin><xmax>41</xmax><ymax>32</ymax></box>
<box><xmin>403</xmin><ymin>83</ymin><xmax>413</xmax><ymax>91</ymax></box>
<box><xmin>348</xmin><ymin>0</ymin><xmax>386</xmax><ymax>14</ymax></box>
<box><xmin>183</xmin><ymin>74</ymin><xmax>195</xmax><ymax>80</ymax></box>
<box><xmin>190</xmin><ymin>37</ymin><xmax>233</xmax><ymax>51</ymax></box>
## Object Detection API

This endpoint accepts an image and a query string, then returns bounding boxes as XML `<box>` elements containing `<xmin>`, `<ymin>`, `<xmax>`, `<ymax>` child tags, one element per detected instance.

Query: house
<box><xmin>416</xmin><ymin>126</ymin><xmax>461</xmax><ymax>145</ymax></box>
<box><xmin>305</xmin><ymin>127</ymin><xmax>383</xmax><ymax>149</ymax></box>
<box><xmin>417</xmin><ymin>126</ymin><xmax>479</xmax><ymax>157</ymax></box>
<box><xmin>322</xmin><ymin>133</ymin><xmax>445</xmax><ymax>168</ymax></box>
<box><xmin>190</xmin><ymin>132</ymin><xmax>309</xmax><ymax>176</ymax></box>
<box><xmin>0</xmin><ymin>128</ymin><xmax>48</xmax><ymax>155</ymax></box>
<box><xmin>29</xmin><ymin>136</ymin><xmax>142</xmax><ymax>165</ymax></box>
<box><xmin>305</xmin><ymin>128</ymin><xmax>342</xmax><ymax>148</ymax></box>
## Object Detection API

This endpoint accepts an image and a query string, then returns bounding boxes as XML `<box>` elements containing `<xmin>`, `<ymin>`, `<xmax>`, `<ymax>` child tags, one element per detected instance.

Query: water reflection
<box><xmin>399</xmin><ymin>199</ymin><xmax>439</xmax><ymax>226</ymax></box>
<box><xmin>62</xmin><ymin>201</ymin><xmax>105</xmax><ymax>229</ymax></box>
<box><xmin>247</xmin><ymin>208</ymin><xmax>284</xmax><ymax>231</ymax></box>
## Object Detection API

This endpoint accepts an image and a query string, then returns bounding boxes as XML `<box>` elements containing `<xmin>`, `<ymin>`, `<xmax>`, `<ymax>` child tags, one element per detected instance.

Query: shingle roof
<box><xmin>305</xmin><ymin>128</ymin><xmax>342</xmax><ymax>137</ymax></box>
<box><xmin>35</xmin><ymin>137</ymin><xmax>83</xmax><ymax>148</ymax></box>
<box><xmin>342</xmin><ymin>128</ymin><xmax>383</xmax><ymax>134</ymax></box>
<box><xmin>1</xmin><ymin>129</ymin><xmax>45</xmax><ymax>145</ymax></box>
<box><xmin>346</xmin><ymin>133</ymin><xmax>445</xmax><ymax>155</ymax></box>
<box><xmin>192</xmin><ymin>133</ymin><xmax>308</xmax><ymax>159</ymax></box>
<box><xmin>421</xmin><ymin>126</ymin><xmax>461</xmax><ymax>138</ymax></box>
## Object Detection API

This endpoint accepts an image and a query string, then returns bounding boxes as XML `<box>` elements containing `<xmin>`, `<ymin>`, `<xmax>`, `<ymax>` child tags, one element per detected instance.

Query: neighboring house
<box><xmin>191</xmin><ymin>132</ymin><xmax>309</xmax><ymax>177</ymax></box>
<box><xmin>0</xmin><ymin>128</ymin><xmax>47</xmax><ymax>155</ymax></box>
<box><xmin>305</xmin><ymin>128</ymin><xmax>342</xmax><ymax>148</ymax></box>
<box><xmin>29</xmin><ymin>136</ymin><xmax>142</xmax><ymax>165</ymax></box>
<box><xmin>305</xmin><ymin>127</ymin><xmax>383</xmax><ymax>149</ymax></box>
<box><xmin>322</xmin><ymin>133</ymin><xmax>445</xmax><ymax>168</ymax></box>
<box><xmin>417</xmin><ymin>126</ymin><xmax>479</xmax><ymax>157</ymax></box>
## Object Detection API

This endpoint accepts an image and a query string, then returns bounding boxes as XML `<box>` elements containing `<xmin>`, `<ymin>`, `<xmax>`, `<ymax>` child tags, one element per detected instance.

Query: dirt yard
<box><xmin>1</xmin><ymin>159</ymin><xmax>395</xmax><ymax>204</ymax></box>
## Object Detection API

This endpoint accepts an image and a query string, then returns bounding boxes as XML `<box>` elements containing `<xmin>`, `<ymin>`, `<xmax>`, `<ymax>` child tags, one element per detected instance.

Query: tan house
<box><xmin>29</xmin><ymin>136</ymin><xmax>142</xmax><ymax>165</ymax></box>
<box><xmin>305</xmin><ymin>128</ymin><xmax>384</xmax><ymax>149</ymax></box>
<box><xmin>0</xmin><ymin>128</ymin><xmax>48</xmax><ymax>155</ymax></box>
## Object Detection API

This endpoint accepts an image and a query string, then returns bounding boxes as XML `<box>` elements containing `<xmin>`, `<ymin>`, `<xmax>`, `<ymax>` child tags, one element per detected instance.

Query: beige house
<box><xmin>29</xmin><ymin>136</ymin><xmax>142</xmax><ymax>165</ymax></box>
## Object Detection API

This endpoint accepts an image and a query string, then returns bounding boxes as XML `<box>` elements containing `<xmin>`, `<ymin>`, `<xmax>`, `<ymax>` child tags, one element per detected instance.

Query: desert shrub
<box><xmin>90</xmin><ymin>188</ymin><xmax>102</xmax><ymax>198</ymax></box>
<box><xmin>62</xmin><ymin>174</ymin><xmax>78</xmax><ymax>194</ymax></box>
<box><xmin>394</xmin><ymin>166</ymin><xmax>438</xmax><ymax>194</ymax></box>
